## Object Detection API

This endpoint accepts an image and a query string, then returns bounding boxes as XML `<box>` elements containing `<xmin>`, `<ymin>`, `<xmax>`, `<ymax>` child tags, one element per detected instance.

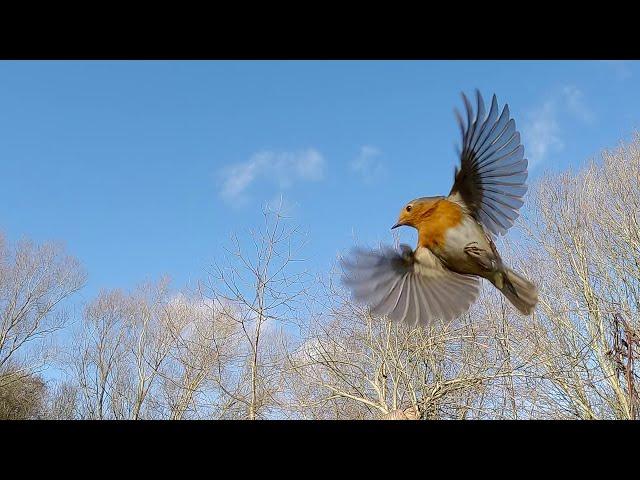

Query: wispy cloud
<box><xmin>523</xmin><ymin>100</ymin><xmax>564</xmax><ymax>169</ymax></box>
<box><xmin>522</xmin><ymin>86</ymin><xmax>594</xmax><ymax>168</ymax></box>
<box><xmin>219</xmin><ymin>149</ymin><xmax>326</xmax><ymax>203</ymax></box>
<box><xmin>349</xmin><ymin>145</ymin><xmax>385</xmax><ymax>184</ymax></box>
<box><xmin>562</xmin><ymin>86</ymin><xmax>595</xmax><ymax>124</ymax></box>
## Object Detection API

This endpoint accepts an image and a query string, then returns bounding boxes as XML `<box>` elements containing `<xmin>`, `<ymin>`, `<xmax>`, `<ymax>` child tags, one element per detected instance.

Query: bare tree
<box><xmin>282</xmin><ymin>268</ymin><xmax>534</xmax><ymax>420</ymax></box>
<box><xmin>205</xmin><ymin>205</ymin><xmax>308</xmax><ymax>419</ymax></box>
<box><xmin>0</xmin><ymin>366</ymin><xmax>46</xmax><ymax>419</ymax></box>
<box><xmin>504</xmin><ymin>134</ymin><xmax>640</xmax><ymax>419</ymax></box>
<box><xmin>44</xmin><ymin>381</ymin><xmax>78</xmax><ymax>420</ymax></box>
<box><xmin>67</xmin><ymin>278</ymin><xmax>244</xmax><ymax>419</ymax></box>
<box><xmin>71</xmin><ymin>289</ymin><xmax>130</xmax><ymax>419</ymax></box>
<box><xmin>0</xmin><ymin>234</ymin><xmax>85</xmax><ymax>390</ymax></box>
<box><xmin>155</xmin><ymin>288</ymin><xmax>239</xmax><ymax>419</ymax></box>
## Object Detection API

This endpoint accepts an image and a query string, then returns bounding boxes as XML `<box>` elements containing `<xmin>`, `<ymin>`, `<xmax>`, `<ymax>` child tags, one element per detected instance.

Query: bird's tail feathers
<box><xmin>494</xmin><ymin>268</ymin><xmax>538</xmax><ymax>315</ymax></box>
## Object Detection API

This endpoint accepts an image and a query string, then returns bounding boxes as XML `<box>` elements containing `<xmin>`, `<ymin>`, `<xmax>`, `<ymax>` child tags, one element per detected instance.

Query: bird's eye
<box><xmin>406</xmin><ymin>205</ymin><xmax>412</xmax><ymax>212</ymax></box>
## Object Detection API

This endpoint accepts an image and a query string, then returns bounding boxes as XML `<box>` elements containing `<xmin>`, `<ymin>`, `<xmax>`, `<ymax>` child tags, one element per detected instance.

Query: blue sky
<box><xmin>1</xmin><ymin>60</ymin><xmax>639</xmax><ymax>305</ymax></box>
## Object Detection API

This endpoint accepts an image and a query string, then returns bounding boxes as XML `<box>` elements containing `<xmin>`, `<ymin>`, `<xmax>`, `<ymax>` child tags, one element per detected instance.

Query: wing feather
<box><xmin>340</xmin><ymin>245</ymin><xmax>479</xmax><ymax>326</ymax></box>
<box><xmin>450</xmin><ymin>90</ymin><xmax>529</xmax><ymax>236</ymax></box>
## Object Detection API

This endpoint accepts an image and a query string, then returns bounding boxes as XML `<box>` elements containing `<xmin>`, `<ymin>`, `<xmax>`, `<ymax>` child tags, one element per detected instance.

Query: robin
<box><xmin>341</xmin><ymin>90</ymin><xmax>538</xmax><ymax>326</ymax></box>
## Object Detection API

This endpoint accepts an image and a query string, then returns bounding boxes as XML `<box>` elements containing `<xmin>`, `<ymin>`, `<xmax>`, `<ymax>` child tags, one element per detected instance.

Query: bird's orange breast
<box><xmin>417</xmin><ymin>199</ymin><xmax>463</xmax><ymax>250</ymax></box>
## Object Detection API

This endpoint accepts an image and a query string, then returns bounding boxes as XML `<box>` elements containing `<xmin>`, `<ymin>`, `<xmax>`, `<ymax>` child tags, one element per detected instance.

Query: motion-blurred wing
<box><xmin>340</xmin><ymin>245</ymin><xmax>479</xmax><ymax>327</ymax></box>
<box><xmin>449</xmin><ymin>90</ymin><xmax>528</xmax><ymax>236</ymax></box>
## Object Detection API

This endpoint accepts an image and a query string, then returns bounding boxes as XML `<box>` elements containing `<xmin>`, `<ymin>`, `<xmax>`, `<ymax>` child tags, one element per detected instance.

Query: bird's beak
<box><xmin>391</xmin><ymin>223</ymin><xmax>402</xmax><ymax>230</ymax></box>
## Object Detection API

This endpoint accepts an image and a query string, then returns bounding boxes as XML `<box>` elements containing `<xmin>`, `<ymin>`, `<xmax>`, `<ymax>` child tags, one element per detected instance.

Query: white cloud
<box><xmin>562</xmin><ymin>86</ymin><xmax>595</xmax><ymax>124</ymax></box>
<box><xmin>219</xmin><ymin>149</ymin><xmax>326</xmax><ymax>202</ymax></box>
<box><xmin>350</xmin><ymin>145</ymin><xmax>385</xmax><ymax>184</ymax></box>
<box><xmin>522</xmin><ymin>86</ymin><xmax>594</xmax><ymax>168</ymax></box>
<box><xmin>523</xmin><ymin>100</ymin><xmax>564</xmax><ymax>169</ymax></box>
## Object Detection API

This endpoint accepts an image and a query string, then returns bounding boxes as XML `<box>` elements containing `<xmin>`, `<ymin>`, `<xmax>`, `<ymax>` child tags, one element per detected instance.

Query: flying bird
<box><xmin>341</xmin><ymin>90</ymin><xmax>538</xmax><ymax>326</ymax></box>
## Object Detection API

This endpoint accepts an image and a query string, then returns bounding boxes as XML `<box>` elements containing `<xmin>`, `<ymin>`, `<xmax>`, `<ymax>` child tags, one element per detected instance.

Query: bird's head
<box><xmin>391</xmin><ymin>196</ymin><xmax>443</xmax><ymax>230</ymax></box>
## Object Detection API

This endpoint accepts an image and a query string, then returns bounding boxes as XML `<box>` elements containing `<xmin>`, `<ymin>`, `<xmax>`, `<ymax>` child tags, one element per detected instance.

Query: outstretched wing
<box><xmin>340</xmin><ymin>245</ymin><xmax>479</xmax><ymax>327</ymax></box>
<box><xmin>449</xmin><ymin>90</ymin><xmax>528</xmax><ymax>236</ymax></box>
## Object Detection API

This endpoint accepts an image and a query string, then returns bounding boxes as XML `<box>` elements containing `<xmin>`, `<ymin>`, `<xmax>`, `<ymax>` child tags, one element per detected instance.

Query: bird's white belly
<box><xmin>439</xmin><ymin>216</ymin><xmax>491</xmax><ymax>274</ymax></box>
